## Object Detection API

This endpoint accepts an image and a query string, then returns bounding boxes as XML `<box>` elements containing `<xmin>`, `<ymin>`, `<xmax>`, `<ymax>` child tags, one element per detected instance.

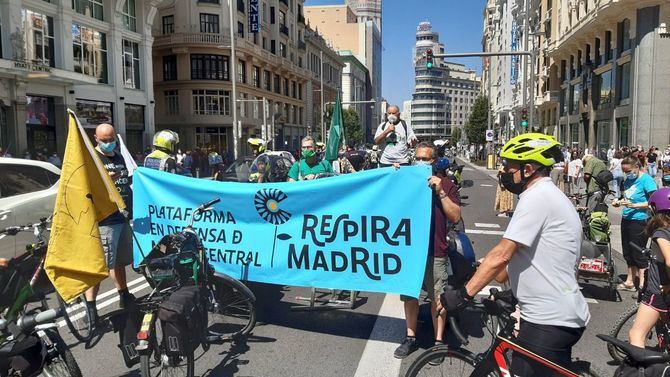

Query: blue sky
<box><xmin>304</xmin><ymin>0</ymin><xmax>487</xmax><ymax>107</ymax></box>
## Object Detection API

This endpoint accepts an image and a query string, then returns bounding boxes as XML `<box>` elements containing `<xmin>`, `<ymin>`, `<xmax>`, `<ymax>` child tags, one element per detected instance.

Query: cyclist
<box><xmin>438</xmin><ymin>133</ymin><xmax>590</xmax><ymax>376</ymax></box>
<box><xmin>628</xmin><ymin>187</ymin><xmax>670</xmax><ymax>348</ymax></box>
<box><xmin>287</xmin><ymin>136</ymin><xmax>332</xmax><ymax>181</ymax></box>
<box><xmin>144</xmin><ymin>130</ymin><xmax>179</xmax><ymax>173</ymax></box>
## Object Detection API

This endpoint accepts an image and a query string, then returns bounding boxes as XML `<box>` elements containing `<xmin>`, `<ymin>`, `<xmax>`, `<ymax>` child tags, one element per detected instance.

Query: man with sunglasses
<box><xmin>438</xmin><ymin>133</ymin><xmax>590</xmax><ymax>376</ymax></box>
<box><xmin>394</xmin><ymin>142</ymin><xmax>461</xmax><ymax>359</ymax></box>
<box><xmin>374</xmin><ymin>105</ymin><xmax>417</xmax><ymax>167</ymax></box>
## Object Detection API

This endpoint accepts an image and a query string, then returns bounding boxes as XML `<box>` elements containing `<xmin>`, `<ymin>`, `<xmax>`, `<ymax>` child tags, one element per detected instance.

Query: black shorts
<box><xmin>639</xmin><ymin>290</ymin><xmax>670</xmax><ymax>312</ymax></box>
<box><xmin>621</xmin><ymin>219</ymin><xmax>649</xmax><ymax>269</ymax></box>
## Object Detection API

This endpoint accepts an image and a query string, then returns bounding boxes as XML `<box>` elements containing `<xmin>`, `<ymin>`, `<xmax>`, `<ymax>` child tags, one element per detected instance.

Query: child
<box><xmin>628</xmin><ymin>187</ymin><xmax>670</xmax><ymax>347</ymax></box>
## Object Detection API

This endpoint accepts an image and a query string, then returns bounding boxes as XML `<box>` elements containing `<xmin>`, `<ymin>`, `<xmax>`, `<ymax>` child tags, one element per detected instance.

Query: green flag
<box><xmin>325</xmin><ymin>91</ymin><xmax>344</xmax><ymax>161</ymax></box>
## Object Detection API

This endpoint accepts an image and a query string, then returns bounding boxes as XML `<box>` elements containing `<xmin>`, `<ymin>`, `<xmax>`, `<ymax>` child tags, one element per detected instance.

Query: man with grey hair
<box><xmin>287</xmin><ymin>135</ymin><xmax>333</xmax><ymax>181</ymax></box>
<box><xmin>374</xmin><ymin>105</ymin><xmax>417</xmax><ymax>166</ymax></box>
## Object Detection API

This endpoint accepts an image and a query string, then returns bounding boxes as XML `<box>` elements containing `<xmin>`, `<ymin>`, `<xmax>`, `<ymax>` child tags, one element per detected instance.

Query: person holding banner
<box><xmin>438</xmin><ymin>134</ymin><xmax>590</xmax><ymax>376</ymax></box>
<box><xmin>84</xmin><ymin>123</ymin><xmax>135</xmax><ymax>325</ymax></box>
<box><xmin>287</xmin><ymin>136</ymin><xmax>333</xmax><ymax>181</ymax></box>
<box><xmin>394</xmin><ymin>142</ymin><xmax>461</xmax><ymax>359</ymax></box>
<box><xmin>374</xmin><ymin>105</ymin><xmax>417</xmax><ymax>167</ymax></box>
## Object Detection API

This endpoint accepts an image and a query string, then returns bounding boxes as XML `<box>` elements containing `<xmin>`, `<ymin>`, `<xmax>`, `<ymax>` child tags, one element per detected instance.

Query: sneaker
<box><xmin>428</xmin><ymin>341</ymin><xmax>446</xmax><ymax>366</ymax></box>
<box><xmin>394</xmin><ymin>337</ymin><xmax>418</xmax><ymax>359</ymax></box>
<box><xmin>119</xmin><ymin>293</ymin><xmax>136</xmax><ymax>310</ymax></box>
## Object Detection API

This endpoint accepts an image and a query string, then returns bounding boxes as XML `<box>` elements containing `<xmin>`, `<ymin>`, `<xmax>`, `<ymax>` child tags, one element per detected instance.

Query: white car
<box><xmin>0</xmin><ymin>157</ymin><xmax>60</xmax><ymax>258</ymax></box>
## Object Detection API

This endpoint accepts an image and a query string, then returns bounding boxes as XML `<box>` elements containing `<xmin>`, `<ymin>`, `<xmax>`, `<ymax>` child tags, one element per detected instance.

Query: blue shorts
<box><xmin>100</xmin><ymin>222</ymin><xmax>134</xmax><ymax>269</ymax></box>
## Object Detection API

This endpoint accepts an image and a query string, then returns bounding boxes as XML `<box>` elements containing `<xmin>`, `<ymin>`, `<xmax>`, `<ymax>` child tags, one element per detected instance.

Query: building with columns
<box><xmin>338</xmin><ymin>49</ymin><xmax>370</xmax><ymax>140</ymax></box>
<box><xmin>0</xmin><ymin>0</ymin><xmax>161</xmax><ymax>157</ymax></box>
<box><xmin>152</xmin><ymin>0</ymin><xmax>343</xmax><ymax>155</ymax></box>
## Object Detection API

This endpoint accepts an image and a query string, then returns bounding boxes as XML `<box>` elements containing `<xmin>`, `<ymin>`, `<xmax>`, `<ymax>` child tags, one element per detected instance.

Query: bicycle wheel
<box><xmin>206</xmin><ymin>276</ymin><xmax>256</xmax><ymax>340</ymax></box>
<box><xmin>404</xmin><ymin>346</ymin><xmax>491</xmax><ymax>377</ymax></box>
<box><xmin>607</xmin><ymin>303</ymin><xmax>664</xmax><ymax>362</ymax></box>
<box><xmin>571</xmin><ymin>359</ymin><xmax>602</xmax><ymax>377</ymax></box>
<box><xmin>40</xmin><ymin>328</ymin><xmax>83</xmax><ymax>377</ymax></box>
<box><xmin>58</xmin><ymin>294</ymin><xmax>93</xmax><ymax>342</ymax></box>
<box><xmin>140</xmin><ymin>319</ymin><xmax>194</xmax><ymax>377</ymax></box>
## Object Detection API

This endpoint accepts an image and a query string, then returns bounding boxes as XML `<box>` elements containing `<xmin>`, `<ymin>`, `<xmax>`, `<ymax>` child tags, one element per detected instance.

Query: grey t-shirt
<box><xmin>374</xmin><ymin>121</ymin><xmax>416</xmax><ymax>165</ymax></box>
<box><xmin>503</xmin><ymin>177</ymin><xmax>591</xmax><ymax>328</ymax></box>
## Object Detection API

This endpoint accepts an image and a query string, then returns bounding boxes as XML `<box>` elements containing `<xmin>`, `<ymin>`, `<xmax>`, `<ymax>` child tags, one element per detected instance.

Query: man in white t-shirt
<box><xmin>439</xmin><ymin>133</ymin><xmax>590</xmax><ymax>376</ymax></box>
<box><xmin>374</xmin><ymin>105</ymin><xmax>417</xmax><ymax>166</ymax></box>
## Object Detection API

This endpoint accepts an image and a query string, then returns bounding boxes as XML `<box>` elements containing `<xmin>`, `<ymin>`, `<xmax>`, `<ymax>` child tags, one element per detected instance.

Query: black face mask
<box><xmin>499</xmin><ymin>164</ymin><xmax>538</xmax><ymax>195</ymax></box>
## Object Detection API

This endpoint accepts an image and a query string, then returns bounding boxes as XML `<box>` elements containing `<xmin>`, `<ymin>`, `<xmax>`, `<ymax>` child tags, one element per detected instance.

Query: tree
<box><xmin>465</xmin><ymin>96</ymin><xmax>490</xmax><ymax>145</ymax></box>
<box><xmin>451</xmin><ymin>127</ymin><xmax>462</xmax><ymax>144</ymax></box>
<box><xmin>325</xmin><ymin>105</ymin><xmax>363</xmax><ymax>145</ymax></box>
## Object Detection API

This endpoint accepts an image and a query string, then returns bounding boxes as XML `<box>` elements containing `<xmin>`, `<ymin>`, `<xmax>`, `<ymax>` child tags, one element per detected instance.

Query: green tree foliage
<box><xmin>326</xmin><ymin>105</ymin><xmax>364</xmax><ymax>144</ymax></box>
<box><xmin>450</xmin><ymin>127</ymin><xmax>462</xmax><ymax>144</ymax></box>
<box><xmin>465</xmin><ymin>96</ymin><xmax>490</xmax><ymax>145</ymax></box>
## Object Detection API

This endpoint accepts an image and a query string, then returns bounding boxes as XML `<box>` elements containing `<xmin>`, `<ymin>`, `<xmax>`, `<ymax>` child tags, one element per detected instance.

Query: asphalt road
<box><xmin>31</xmin><ymin>160</ymin><xmax>635</xmax><ymax>377</ymax></box>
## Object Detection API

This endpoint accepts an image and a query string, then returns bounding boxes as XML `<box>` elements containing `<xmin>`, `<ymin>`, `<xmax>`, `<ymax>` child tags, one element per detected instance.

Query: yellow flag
<box><xmin>45</xmin><ymin>109</ymin><xmax>126</xmax><ymax>302</ymax></box>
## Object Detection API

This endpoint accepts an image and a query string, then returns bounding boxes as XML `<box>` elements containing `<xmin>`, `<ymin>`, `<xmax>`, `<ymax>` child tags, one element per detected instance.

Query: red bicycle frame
<box><xmin>490</xmin><ymin>335</ymin><xmax>579</xmax><ymax>377</ymax></box>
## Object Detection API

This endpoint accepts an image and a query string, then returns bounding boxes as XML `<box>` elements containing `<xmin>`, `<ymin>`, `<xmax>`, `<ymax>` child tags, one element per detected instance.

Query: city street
<box><xmin>39</xmin><ymin>161</ymin><xmax>633</xmax><ymax>377</ymax></box>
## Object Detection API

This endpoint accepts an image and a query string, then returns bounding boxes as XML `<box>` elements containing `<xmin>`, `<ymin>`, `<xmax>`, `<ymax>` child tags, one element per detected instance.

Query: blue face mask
<box><xmin>625</xmin><ymin>172</ymin><xmax>637</xmax><ymax>181</ymax></box>
<box><xmin>99</xmin><ymin>140</ymin><xmax>117</xmax><ymax>153</ymax></box>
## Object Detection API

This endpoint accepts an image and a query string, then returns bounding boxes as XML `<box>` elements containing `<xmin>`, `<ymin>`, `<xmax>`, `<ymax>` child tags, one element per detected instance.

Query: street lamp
<box><xmin>216</xmin><ymin>0</ymin><xmax>238</xmax><ymax>158</ymax></box>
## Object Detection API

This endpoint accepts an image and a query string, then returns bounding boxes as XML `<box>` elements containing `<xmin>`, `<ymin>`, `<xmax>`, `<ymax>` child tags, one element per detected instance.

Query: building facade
<box><xmin>411</xmin><ymin>22</ymin><xmax>481</xmax><ymax>142</ymax></box>
<box><xmin>304</xmin><ymin>1</ymin><xmax>381</xmax><ymax>142</ymax></box>
<box><xmin>0</xmin><ymin>0</ymin><xmax>161</xmax><ymax>157</ymax></box>
<box><xmin>152</xmin><ymin>0</ymin><xmax>343</xmax><ymax>156</ymax></box>
<box><xmin>338</xmin><ymin>50</ymin><xmax>370</xmax><ymax>140</ymax></box>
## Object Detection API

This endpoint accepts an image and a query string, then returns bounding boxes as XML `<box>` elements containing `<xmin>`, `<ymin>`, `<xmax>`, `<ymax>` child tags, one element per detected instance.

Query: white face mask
<box><xmin>387</xmin><ymin>114</ymin><xmax>399</xmax><ymax>124</ymax></box>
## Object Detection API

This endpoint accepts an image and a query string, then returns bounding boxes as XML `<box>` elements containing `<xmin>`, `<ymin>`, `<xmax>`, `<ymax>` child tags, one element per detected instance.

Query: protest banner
<box><xmin>132</xmin><ymin>166</ymin><xmax>432</xmax><ymax>297</ymax></box>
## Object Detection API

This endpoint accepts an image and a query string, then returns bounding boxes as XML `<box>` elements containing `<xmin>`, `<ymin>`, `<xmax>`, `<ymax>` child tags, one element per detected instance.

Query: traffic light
<box><xmin>426</xmin><ymin>49</ymin><xmax>434</xmax><ymax>69</ymax></box>
<box><xmin>521</xmin><ymin>108</ymin><xmax>528</xmax><ymax>127</ymax></box>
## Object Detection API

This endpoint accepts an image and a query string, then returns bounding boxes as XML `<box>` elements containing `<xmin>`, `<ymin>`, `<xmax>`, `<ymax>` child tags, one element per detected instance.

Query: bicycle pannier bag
<box><xmin>588</xmin><ymin>211</ymin><xmax>611</xmax><ymax>244</ymax></box>
<box><xmin>158</xmin><ymin>286</ymin><xmax>204</xmax><ymax>355</ymax></box>
<box><xmin>614</xmin><ymin>364</ymin><xmax>670</xmax><ymax>377</ymax></box>
<box><xmin>446</xmin><ymin>231</ymin><xmax>477</xmax><ymax>288</ymax></box>
<box><xmin>110</xmin><ymin>300</ymin><xmax>143</xmax><ymax>367</ymax></box>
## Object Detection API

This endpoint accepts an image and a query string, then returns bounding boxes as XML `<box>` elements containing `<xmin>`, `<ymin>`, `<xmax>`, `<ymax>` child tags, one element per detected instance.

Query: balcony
<box><xmin>298</xmin><ymin>13</ymin><xmax>305</xmax><ymax>24</ymax></box>
<box><xmin>154</xmin><ymin>32</ymin><xmax>228</xmax><ymax>48</ymax></box>
<box><xmin>280</xmin><ymin>24</ymin><xmax>289</xmax><ymax>36</ymax></box>
<box><xmin>543</xmin><ymin>90</ymin><xmax>559</xmax><ymax>104</ymax></box>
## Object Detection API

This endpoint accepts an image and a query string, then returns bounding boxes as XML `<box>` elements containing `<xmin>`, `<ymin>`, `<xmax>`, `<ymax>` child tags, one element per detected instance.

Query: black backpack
<box><xmin>381</xmin><ymin>120</ymin><xmax>408</xmax><ymax>135</ymax></box>
<box><xmin>158</xmin><ymin>286</ymin><xmax>205</xmax><ymax>356</ymax></box>
<box><xmin>615</xmin><ymin>364</ymin><xmax>670</xmax><ymax>377</ymax></box>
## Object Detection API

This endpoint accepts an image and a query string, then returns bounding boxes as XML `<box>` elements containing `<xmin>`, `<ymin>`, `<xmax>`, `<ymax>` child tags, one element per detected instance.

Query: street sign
<box><xmin>485</xmin><ymin>129</ymin><xmax>494</xmax><ymax>142</ymax></box>
<box><xmin>249</xmin><ymin>0</ymin><xmax>260</xmax><ymax>33</ymax></box>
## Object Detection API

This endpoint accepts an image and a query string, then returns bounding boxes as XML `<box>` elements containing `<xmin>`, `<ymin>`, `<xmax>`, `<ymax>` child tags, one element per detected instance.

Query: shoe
<box><xmin>394</xmin><ymin>337</ymin><xmax>418</xmax><ymax>359</ymax></box>
<box><xmin>429</xmin><ymin>341</ymin><xmax>446</xmax><ymax>366</ymax></box>
<box><xmin>617</xmin><ymin>282</ymin><xmax>636</xmax><ymax>292</ymax></box>
<box><xmin>119</xmin><ymin>293</ymin><xmax>136</xmax><ymax>310</ymax></box>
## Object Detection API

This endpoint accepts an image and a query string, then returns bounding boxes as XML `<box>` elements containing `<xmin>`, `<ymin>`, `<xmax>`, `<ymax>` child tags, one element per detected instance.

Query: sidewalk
<box><xmin>457</xmin><ymin>157</ymin><xmax>623</xmax><ymax>255</ymax></box>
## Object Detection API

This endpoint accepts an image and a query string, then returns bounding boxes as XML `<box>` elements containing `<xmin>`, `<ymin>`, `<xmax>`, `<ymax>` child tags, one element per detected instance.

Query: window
<box><xmin>122</xmin><ymin>0</ymin><xmax>136</xmax><ymax>32</ymax></box>
<box><xmin>279</xmin><ymin>42</ymin><xmax>286</xmax><ymax>58</ymax></box>
<box><xmin>237</xmin><ymin>21</ymin><xmax>244</xmax><ymax>38</ymax></box>
<box><xmin>165</xmin><ymin>90</ymin><xmax>179</xmax><ymax>115</ymax></box>
<box><xmin>270</xmin><ymin>39</ymin><xmax>276</xmax><ymax>54</ymax></box>
<box><xmin>571</xmin><ymin>84</ymin><xmax>580</xmax><ymax>113</ymax></box>
<box><xmin>72</xmin><ymin>24</ymin><xmax>108</xmax><ymax>83</ymax></box>
<box><xmin>617</xmin><ymin>117</ymin><xmax>629</xmax><ymax>147</ymax></box>
<box><xmin>274</xmin><ymin>74</ymin><xmax>280</xmax><ymax>94</ymax></box>
<box><xmin>191</xmin><ymin>54</ymin><xmax>229</xmax><ymax>80</ymax></box>
<box><xmin>237</xmin><ymin>60</ymin><xmax>246</xmax><ymax>83</ymax></box>
<box><xmin>264</xmin><ymin>70</ymin><xmax>271</xmax><ymax>91</ymax></box>
<box><xmin>262</xmin><ymin>37</ymin><xmax>267</xmax><ymax>50</ymax></box>
<box><xmin>619</xmin><ymin>19</ymin><xmax>631</xmax><ymax>53</ymax></box>
<box><xmin>618</xmin><ymin>62</ymin><xmax>630</xmax><ymax>104</ymax></box>
<box><xmin>199</xmin><ymin>0</ymin><xmax>219</xmax><ymax>3</ymax></box>
<box><xmin>253</xmin><ymin>66</ymin><xmax>260</xmax><ymax>88</ymax></box>
<box><xmin>22</xmin><ymin>9</ymin><xmax>55</xmax><ymax>67</ymax></box>
<box><xmin>75</xmin><ymin>99</ymin><xmax>112</xmax><ymax>128</ymax></box>
<box><xmin>605</xmin><ymin>31</ymin><xmax>613</xmax><ymax>61</ymax></box>
<box><xmin>298</xmin><ymin>83</ymin><xmax>302</xmax><ymax>99</ymax></box>
<box><xmin>192</xmin><ymin>90</ymin><xmax>230</xmax><ymax>115</ymax></box>
<box><xmin>291</xmin><ymin>81</ymin><xmax>296</xmax><ymax>98</ymax></box>
<box><xmin>598</xmin><ymin>70</ymin><xmax>612</xmax><ymax>106</ymax></box>
<box><xmin>0</xmin><ymin>164</ymin><xmax>54</xmax><ymax>198</ymax></box>
<box><xmin>262</xmin><ymin>2</ymin><xmax>267</xmax><ymax>22</ymax></box>
<box><xmin>200</xmin><ymin>13</ymin><xmax>219</xmax><ymax>33</ymax></box>
<box><xmin>283</xmin><ymin>78</ymin><xmax>289</xmax><ymax>96</ymax></box>
<box><xmin>122</xmin><ymin>40</ymin><xmax>140</xmax><ymax>88</ymax></box>
<box><xmin>162</xmin><ymin>15</ymin><xmax>174</xmax><ymax>34</ymax></box>
<box><xmin>237</xmin><ymin>0</ymin><xmax>245</xmax><ymax>13</ymax></box>
<box><xmin>570</xmin><ymin>123</ymin><xmax>579</xmax><ymax>145</ymax></box>
<box><xmin>270</xmin><ymin>6</ymin><xmax>275</xmax><ymax>24</ymax></box>
<box><xmin>163</xmin><ymin>55</ymin><xmax>177</xmax><ymax>81</ymax></box>
<box><xmin>278</xmin><ymin>10</ymin><xmax>286</xmax><ymax>26</ymax></box>
<box><xmin>72</xmin><ymin>0</ymin><xmax>103</xmax><ymax>20</ymax></box>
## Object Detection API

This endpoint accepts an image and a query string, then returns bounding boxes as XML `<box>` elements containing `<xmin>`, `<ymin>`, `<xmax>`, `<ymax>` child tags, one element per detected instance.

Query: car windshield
<box><xmin>224</xmin><ymin>159</ymin><xmax>251</xmax><ymax>174</ymax></box>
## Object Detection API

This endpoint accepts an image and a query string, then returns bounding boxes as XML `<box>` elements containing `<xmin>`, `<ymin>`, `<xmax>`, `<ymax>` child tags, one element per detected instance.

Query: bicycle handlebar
<box><xmin>0</xmin><ymin>217</ymin><xmax>51</xmax><ymax>237</ymax></box>
<box><xmin>628</xmin><ymin>242</ymin><xmax>652</xmax><ymax>257</ymax></box>
<box><xmin>16</xmin><ymin>307</ymin><xmax>63</xmax><ymax>333</ymax></box>
<box><xmin>187</xmin><ymin>197</ymin><xmax>221</xmax><ymax>228</ymax></box>
<box><xmin>201</xmin><ymin>197</ymin><xmax>221</xmax><ymax>210</ymax></box>
<box><xmin>449</xmin><ymin>316</ymin><xmax>470</xmax><ymax>346</ymax></box>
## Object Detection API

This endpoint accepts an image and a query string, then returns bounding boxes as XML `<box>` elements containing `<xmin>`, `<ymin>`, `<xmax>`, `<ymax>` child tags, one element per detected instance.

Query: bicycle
<box><xmin>0</xmin><ymin>226</ymin><xmax>82</xmax><ymax>377</ymax></box>
<box><xmin>405</xmin><ymin>288</ymin><xmax>601</xmax><ymax>377</ymax></box>
<box><xmin>606</xmin><ymin>242</ymin><xmax>670</xmax><ymax>363</ymax></box>
<box><xmin>134</xmin><ymin>198</ymin><xmax>257</xmax><ymax>377</ymax></box>
<box><xmin>0</xmin><ymin>218</ymin><xmax>93</xmax><ymax>342</ymax></box>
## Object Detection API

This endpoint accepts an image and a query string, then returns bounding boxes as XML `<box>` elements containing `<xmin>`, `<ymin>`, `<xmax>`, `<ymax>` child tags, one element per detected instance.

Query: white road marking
<box><xmin>353</xmin><ymin>294</ymin><xmax>404</xmax><ymax>377</ymax></box>
<box><xmin>57</xmin><ymin>281</ymin><xmax>151</xmax><ymax>327</ymax></box>
<box><xmin>466</xmin><ymin>229</ymin><xmax>506</xmax><ymax>236</ymax></box>
<box><xmin>463</xmin><ymin>167</ymin><xmax>474</xmax><ymax>171</ymax></box>
<box><xmin>474</xmin><ymin>223</ymin><xmax>501</xmax><ymax>229</ymax></box>
<box><xmin>584</xmin><ymin>298</ymin><xmax>599</xmax><ymax>304</ymax></box>
<box><xmin>480</xmin><ymin>184</ymin><xmax>494</xmax><ymax>187</ymax></box>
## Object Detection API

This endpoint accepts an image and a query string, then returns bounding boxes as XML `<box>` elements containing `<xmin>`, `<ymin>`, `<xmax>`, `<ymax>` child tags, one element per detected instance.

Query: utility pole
<box><xmin>320</xmin><ymin>51</ymin><xmax>325</xmax><ymax>142</ymax></box>
<box><xmin>522</xmin><ymin>0</ymin><xmax>530</xmax><ymax>128</ymax></box>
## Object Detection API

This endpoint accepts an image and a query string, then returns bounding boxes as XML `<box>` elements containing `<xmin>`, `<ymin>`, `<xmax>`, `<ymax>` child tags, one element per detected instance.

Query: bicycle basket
<box><xmin>141</xmin><ymin>233</ymin><xmax>200</xmax><ymax>287</ymax></box>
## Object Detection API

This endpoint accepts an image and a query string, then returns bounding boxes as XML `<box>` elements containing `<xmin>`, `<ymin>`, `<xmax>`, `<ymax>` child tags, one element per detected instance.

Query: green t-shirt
<box><xmin>584</xmin><ymin>157</ymin><xmax>608</xmax><ymax>193</ymax></box>
<box><xmin>288</xmin><ymin>159</ymin><xmax>333</xmax><ymax>180</ymax></box>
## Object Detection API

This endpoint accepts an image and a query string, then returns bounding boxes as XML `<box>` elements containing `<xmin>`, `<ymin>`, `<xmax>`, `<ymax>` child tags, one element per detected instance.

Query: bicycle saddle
<box><xmin>597</xmin><ymin>334</ymin><xmax>670</xmax><ymax>367</ymax></box>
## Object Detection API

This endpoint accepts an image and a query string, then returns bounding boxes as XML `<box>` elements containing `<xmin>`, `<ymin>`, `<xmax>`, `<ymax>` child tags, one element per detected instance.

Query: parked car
<box><xmin>0</xmin><ymin>158</ymin><xmax>60</xmax><ymax>258</ymax></box>
<box><xmin>215</xmin><ymin>156</ymin><xmax>254</xmax><ymax>182</ymax></box>
<box><xmin>248</xmin><ymin>151</ymin><xmax>295</xmax><ymax>183</ymax></box>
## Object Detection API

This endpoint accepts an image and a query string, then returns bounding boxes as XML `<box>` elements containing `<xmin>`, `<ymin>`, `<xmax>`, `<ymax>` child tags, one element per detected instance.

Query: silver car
<box><xmin>0</xmin><ymin>157</ymin><xmax>60</xmax><ymax>258</ymax></box>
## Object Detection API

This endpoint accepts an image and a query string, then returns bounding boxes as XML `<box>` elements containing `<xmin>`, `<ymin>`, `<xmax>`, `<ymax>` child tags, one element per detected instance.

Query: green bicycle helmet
<box><xmin>500</xmin><ymin>133</ymin><xmax>563</xmax><ymax>167</ymax></box>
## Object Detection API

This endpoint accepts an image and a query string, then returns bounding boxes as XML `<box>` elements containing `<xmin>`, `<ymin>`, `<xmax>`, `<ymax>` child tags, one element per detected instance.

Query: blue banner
<box><xmin>511</xmin><ymin>21</ymin><xmax>518</xmax><ymax>86</ymax></box>
<box><xmin>132</xmin><ymin>166</ymin><xmax>433</xmax><ymax>298</ymax></box>
<box><xmin>249</xmin><ymin>0</ymin><xmax>260</xmax><ymax>33</ymax></box>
